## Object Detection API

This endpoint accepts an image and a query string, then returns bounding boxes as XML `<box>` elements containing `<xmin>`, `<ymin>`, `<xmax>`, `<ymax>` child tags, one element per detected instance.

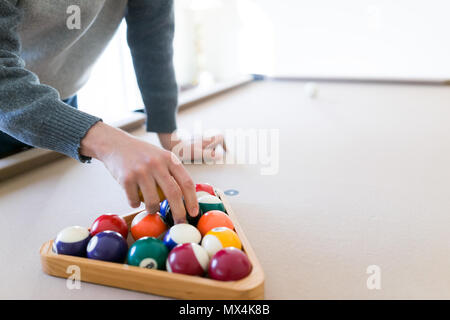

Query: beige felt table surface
<box><xmin>2</xmin><ymin>80</ymin><xmax>450</xmax><ymax>299</ymax></box>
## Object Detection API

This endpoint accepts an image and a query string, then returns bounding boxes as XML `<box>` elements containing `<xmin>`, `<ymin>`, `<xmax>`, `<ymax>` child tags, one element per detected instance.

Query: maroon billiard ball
<box><xmin>166</xmin><ymin>243</ymin><xmax>209</xmax><ymax>276</ymax></box>
<box><xmin>208</xmin><ymin>247</ymin><xmax>252</xmax><ymax>281</ymax></box>
<box><xmin>90</xmin><ymin>214</ymin><xmax>128</xmax><ymax>240</ymax></box>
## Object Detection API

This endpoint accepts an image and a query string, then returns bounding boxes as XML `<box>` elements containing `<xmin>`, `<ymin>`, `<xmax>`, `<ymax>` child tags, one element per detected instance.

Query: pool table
<box><xmin>1</xmin><ymin>78</ymin><xmax>450</xmax><ymax>299</ymax></box>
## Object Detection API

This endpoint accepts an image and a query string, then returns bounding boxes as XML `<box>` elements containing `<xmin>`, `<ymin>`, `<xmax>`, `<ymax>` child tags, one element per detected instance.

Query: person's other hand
<box><xmin>158</xmin><ymin>131</ymin><xmax>226</xmax><ymax>162</ymax></box>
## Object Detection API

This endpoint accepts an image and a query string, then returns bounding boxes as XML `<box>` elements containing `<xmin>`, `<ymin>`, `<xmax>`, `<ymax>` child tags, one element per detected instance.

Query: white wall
<box><xmin>245</xmin><ymin>0</ymin><xmax>450</xmax><ymax>79</ymax></box>
<box><xmin>79</xmin><ymin>0</ymin><xmax>450</xmax><ymax>120</ymax></box>
<box><xmin>79</xmin><ymin>0</ymin><xmax>244</xmax><ymax>120</ymax></box>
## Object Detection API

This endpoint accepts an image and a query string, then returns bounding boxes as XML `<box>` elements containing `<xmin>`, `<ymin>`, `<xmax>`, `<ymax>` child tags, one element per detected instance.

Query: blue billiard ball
<box><xmin>163</xmin><ymin>223</ymin><xmax>202</xmax><ymax>251</ymax></box>
<box><xmin>159</xmin><ymin>199</ymin><xmax>170</xmax><ymax>220</ymax></box>
<box><xmin>86</xmin><ymin>230</ymin><xmax>128</xmax><ymax>263</ymax></box>
<box><xmin>54</xmin><ymin>226</ymin><xmax>91</xmax><ymax>257</ymax></box>
<box><xmin>159</xmin><ymin>199</ymin><xmax>203</xmax><ymax>227</ymax></box>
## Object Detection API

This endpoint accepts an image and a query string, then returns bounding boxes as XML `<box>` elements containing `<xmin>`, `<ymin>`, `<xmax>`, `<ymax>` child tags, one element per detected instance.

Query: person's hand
<box><xmin>80</xmin><ymin>122</ymin><xmax>198</xmax><ymax>224</ymax></box>
<box><xmin>158</xmin><ymin>131</ymin><xmax>227</xmax><ymax>163</ymax></box>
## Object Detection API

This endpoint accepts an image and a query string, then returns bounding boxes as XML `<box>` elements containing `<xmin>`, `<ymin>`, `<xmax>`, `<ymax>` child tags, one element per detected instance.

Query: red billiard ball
<box><xmin>90</xmin><ymin>214</ymin><xmax>128</xmax><ymax>240</ymax></box>
<box><xmin>166</xmin><ymin>243</ymin><xmax>209</xmax><ymax>276</ymax></box>
<box><xmin>208</xmin><ymin>247</ymin><xmax>252</xmax><ymax>281</ymax></box>
<box><xmin>196</xmin><ymin>183</ymin><xmax>216</xmax><ymax>199</ymax></box>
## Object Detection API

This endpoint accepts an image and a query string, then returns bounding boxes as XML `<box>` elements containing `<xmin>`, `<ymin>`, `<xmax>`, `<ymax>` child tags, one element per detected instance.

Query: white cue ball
<box><xmin>304</xmin><ymin>82</ymin><xmax>318</xmax><ymax>99</ymax></box>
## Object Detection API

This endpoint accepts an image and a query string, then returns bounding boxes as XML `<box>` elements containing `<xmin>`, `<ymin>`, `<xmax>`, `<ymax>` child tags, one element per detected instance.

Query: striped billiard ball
<box><xmin>131</xmin><ymin>211</ymin><xmax>167</xmax><ymax>241</ymax></box>
<box><xmin>198</xmin><ymin>195</ymin><xmax>226</xmax><ymax>213</ymax></box>
<box><xmin>127</xmin><ymin>237</ymin><xmax>168</xmax><ymax>270</ymax></box>
<box><xmin>159</xmin><ymin>199</ymin><xmax>171</xmax><ymax>222</ymax></box>
<box><xmin>166</xmin><ymin>243</ymin><xmax>209</xmax><ymax>276</ymax></box>
<box><xmin>163</xmin><ymin>223</ymin><xmax>202</xmax><ymax>251</ymax></box>
<box><xmin>195</xmin><ymin>183</ymin><xmax>216</xmax><ymax>199</ymax></box>
<box><xmin>201</xmin><ymin>227</ymin><xmax>242</xmax><ymax>257</ymax></box>
<box><xmin>86</xmin><ymin>230</ymin><xmax>128</xmax><ymax>263</ymax></box>
<box><xmin>53</xmin><ymin>226</ymin><xmax>91</xmax><ymax>257</ymax></box>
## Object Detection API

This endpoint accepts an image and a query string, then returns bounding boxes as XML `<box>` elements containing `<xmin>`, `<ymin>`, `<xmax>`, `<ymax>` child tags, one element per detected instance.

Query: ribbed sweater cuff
<box><xmin>146</xmin><ymin>108</ymin><xmax>177</xmax><ymax>133</ymax></box>
<box><xmin>40</xmin><ymin>101</ymin><xmax>102</xmax><ymax>162</ymax></box>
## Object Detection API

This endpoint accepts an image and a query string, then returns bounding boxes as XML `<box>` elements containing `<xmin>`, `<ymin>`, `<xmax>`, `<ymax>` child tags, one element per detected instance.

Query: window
<box><xmin>78</xmin><ymin>0</ymin><xmax>256</xmax><ymax>121</ymax></box>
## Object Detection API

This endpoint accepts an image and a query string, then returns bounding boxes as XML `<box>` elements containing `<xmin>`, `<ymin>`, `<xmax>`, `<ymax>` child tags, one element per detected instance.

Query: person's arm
<box><xmin>0</xmin><ymin>0</ymin><xmax>197</xmax><ymax>222</ymax></box>
<box><xmin>0</xmin><ymin>0</ymin><xmax>101</xmax><ymax>162</ymax></box>
<box><xmin>125</xmin><ymin>0</ymin><xmax>226</xmax><ymax>161</ymax></box>
<box><xmin>125</xmin><ymin>0</ymin><xmax>178</xmax><ymax>135</ymax></box>
<box><xmin>122</xmin><ymin>0</ymin><xmax>197</xmax><ymax>221</ymax></box>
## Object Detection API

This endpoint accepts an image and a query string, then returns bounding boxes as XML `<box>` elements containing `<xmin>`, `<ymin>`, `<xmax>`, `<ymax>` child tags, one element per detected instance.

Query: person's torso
<box><xmin>17</xmin><ymin>0</ymin><xmax>128</xmax><ymax>99</ymax></box>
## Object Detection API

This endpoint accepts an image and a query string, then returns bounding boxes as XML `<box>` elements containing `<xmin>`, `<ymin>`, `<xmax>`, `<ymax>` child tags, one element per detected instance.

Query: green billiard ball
<box><xmin>127</xmin><ymin>237</ymin><xmax>168</xmax><ymax>270</ymax></box>
<box><xmin>198</xmin><ymin>195</ymin><xmax>226</xmax><ymax>213</ymax></box>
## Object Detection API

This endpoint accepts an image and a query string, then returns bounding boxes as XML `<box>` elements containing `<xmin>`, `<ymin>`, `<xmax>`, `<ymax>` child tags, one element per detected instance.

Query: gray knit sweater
<box><xmin>0</xmin><ymin>0</ymin><xmax>178</xmax><ymax>162</ymax></box>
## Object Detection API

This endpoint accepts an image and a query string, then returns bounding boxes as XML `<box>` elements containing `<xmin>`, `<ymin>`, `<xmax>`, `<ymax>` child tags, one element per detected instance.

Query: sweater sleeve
<box><xmin>125</xmin><ymin>0</ymin><xmax>178</xmax><ymax>133</ymax></box>
<box><xmin>0</xmin><ymin>0</ymin><xmax>102</xmax><ymax>162</ymax></box>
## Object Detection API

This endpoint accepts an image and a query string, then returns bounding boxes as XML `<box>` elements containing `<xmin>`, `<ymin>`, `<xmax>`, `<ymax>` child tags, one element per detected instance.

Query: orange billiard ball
<box><xmin>130</xmin><ymin>211</ymin><xmax>168</xmax><ymax>241</ymax></box>
<box><xmin>197</xmin><ymin>210</ymin><xmax>234</xmax><ymax>237</ymax></box>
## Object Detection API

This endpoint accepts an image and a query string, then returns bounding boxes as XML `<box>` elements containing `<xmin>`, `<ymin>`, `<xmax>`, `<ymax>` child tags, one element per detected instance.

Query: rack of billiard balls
<box><xmin>52</xmin><ymin>183</ymin><xmax>252</xmax><ymax>282</ymax></box>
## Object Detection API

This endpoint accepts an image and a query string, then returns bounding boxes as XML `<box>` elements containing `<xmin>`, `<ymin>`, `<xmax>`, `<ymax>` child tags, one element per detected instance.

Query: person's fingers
<box><xmin>221</xmin><ymin>136</ymin><xmax>227</xmax><ymax>152</ymax></box>
<box><xmin>203</xmin><ymin>135</ymin><xmax>227</xmax><ymax>162</ymax></box>
<box><xmin>167</xmin><ymin>153</ymin><xmax>198</xmax><ymax>218</ymax></box>
<box><xmin>121</xmin><ymin>175</ymin><xmax>141</xmax><ymax>208</ymax></box>
<box><xmin>137</xmin><ymin>175</ymin><xmax>161</xmax><ymax>214</ymax></box>
<box><xmin>154</xmin><ymin>157</ymin><xmax>187</xmax><ymax>224</ymax></box>
<box><xmin>203</xmin><ymin>134</ymin><xmax>226</xmax><ymax>151</ymax></box>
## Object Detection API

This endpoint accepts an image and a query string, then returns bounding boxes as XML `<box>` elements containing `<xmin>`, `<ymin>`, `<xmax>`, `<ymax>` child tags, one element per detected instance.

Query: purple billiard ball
<box><xmin>86</xmin><ymin>230</ymin><xmax>128</xmax><ymax>263</ymax></box>
<box><xmin>54</xmin><ymin>226</ymin><xmax>91</xmax><ymax>257</ymax></box>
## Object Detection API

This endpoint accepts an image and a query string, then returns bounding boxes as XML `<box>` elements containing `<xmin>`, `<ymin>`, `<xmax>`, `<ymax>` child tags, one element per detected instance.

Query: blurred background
<box><xmin>78</xmin><ymin>0</ymin><xmax>450</xmax><ymax>120</ymax></box>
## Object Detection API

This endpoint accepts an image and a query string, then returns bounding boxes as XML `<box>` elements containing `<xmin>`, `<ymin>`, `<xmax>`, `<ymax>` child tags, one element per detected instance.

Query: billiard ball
<box><xmin>197</xmin><ymin>210</ymin><xmax>234</xmax><ymax>237</ymax></box>
<box><xmin>159</xmin><ymin>199</ymin><xmax>203</xmax><ymax>227</ymax></box>
<box><xmin>304</xmin><ymin>82</ymin><xmax>318</xmax><ymax>99</ymax></box>
<box><xmin>90</xmin><ymin>214</ymin><xmax>128</xmax><ymax>239</ymax></box>
<box><xmin>159</xmin><ymin>199</ymin><xmax>170</xmax><ymax>220</ymax></box>
<box><xmin>208</xmin><ymin>247</ymin><xmax>252</xmax><ymax>281</ymax></box>
<box><xmin>198</xmin><ymin>195</ymin><xmax>226</xmax><ymax>213</ymax></box>
<box><xmin>195</xmin><ymin>183</ymin><xmax>216</xmax><ymax>199</ymax></box>
<box><xmin>163</xmin><ymin>223</ymin><xmax>202</xmax><ymax>250</ymax></box>
<box><xmin>166</xmin><ymin>243</ymin><xmax>209</xmax><ymax>276</ymax></box>
<box><xmin>201</xmin><ymin>227</ymin><xmax>242</xmax><ymax>257</ymax></box>
<box><xmin>53</xmin><ymin>226</ymin><xmax>91</xmax><ymax>257</ymax></box>
<box><xmin>127</xmin><ymin>237</ymin><xmax>168</xmax><ymax>270</ymax></box>
<box><xmin>138</xmin><ymin>185</ymin><xmax>165</xmax><ymax>203</ymax></box>
<box><xmin>130</xmin><ymin>211</ymin><xmax>167</xmax><ymax>241</ymax></box>
<box><xmin>86</xmin><ymin>230</ymin><xmax>128</xmax><ymax>263</ymax></box>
